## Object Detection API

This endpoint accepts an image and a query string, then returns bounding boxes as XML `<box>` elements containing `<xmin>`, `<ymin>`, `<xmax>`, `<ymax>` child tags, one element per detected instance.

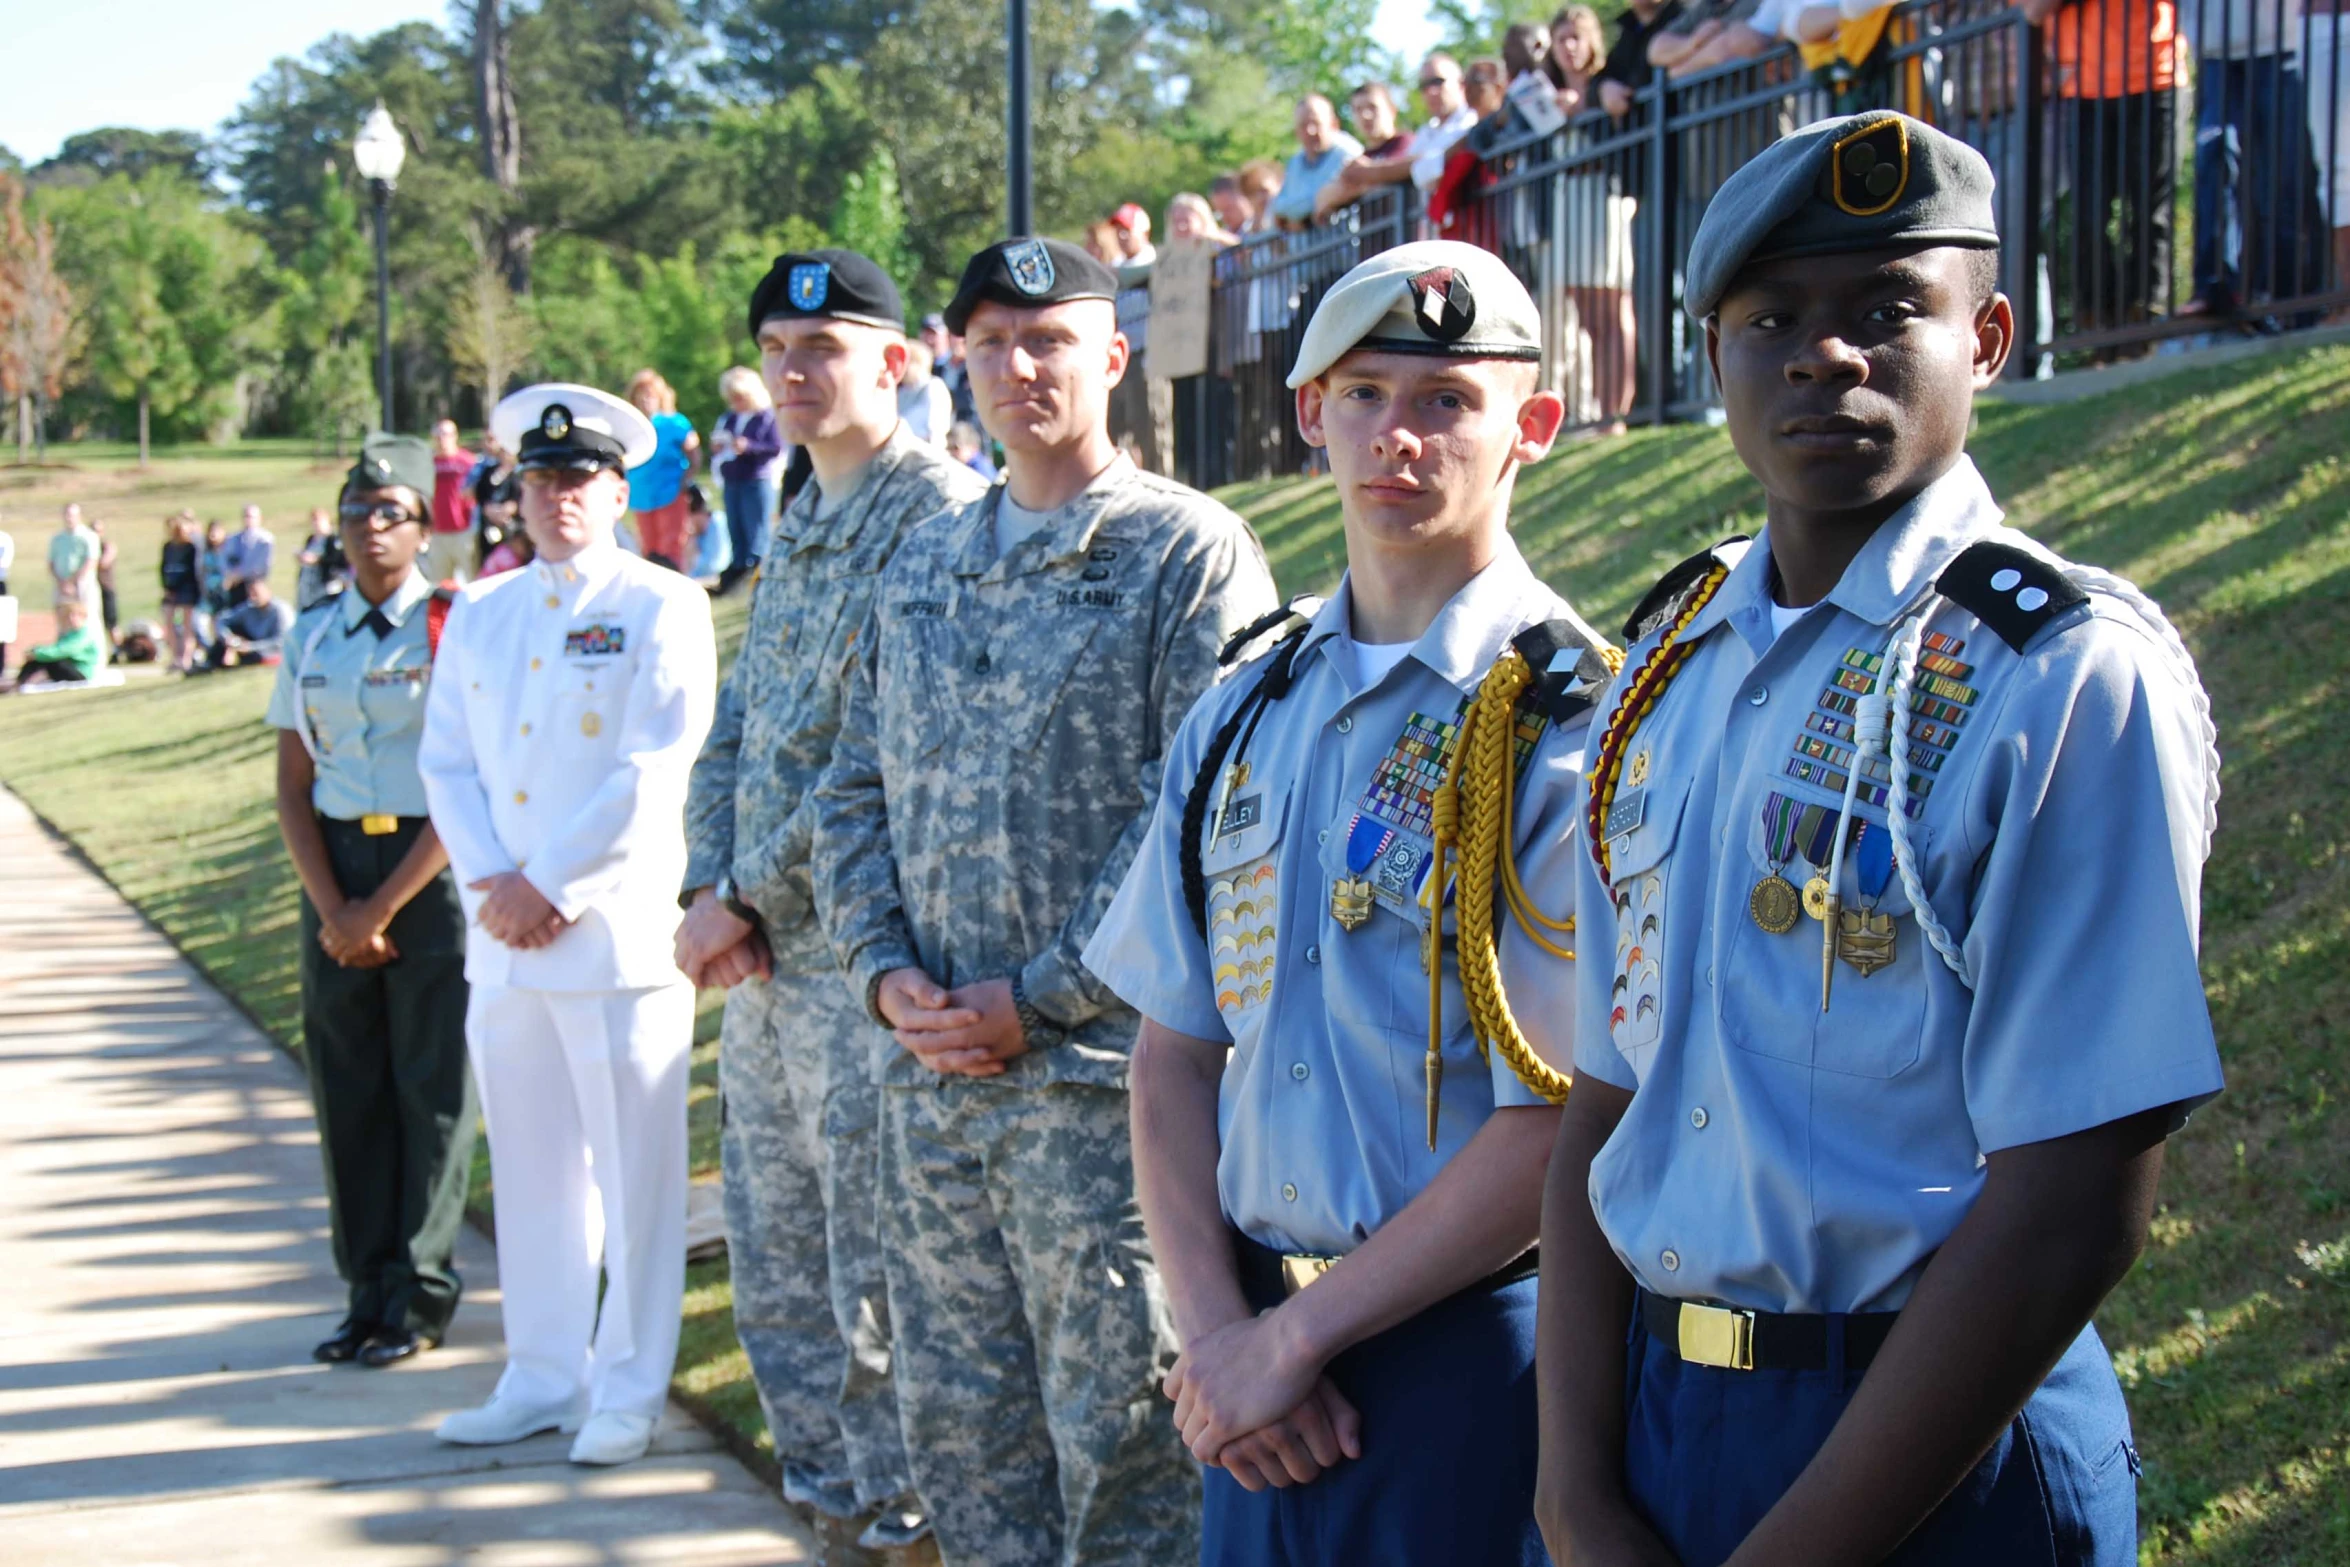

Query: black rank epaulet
<box><xmin>1511</xmin><ymin>620</ymin><xmax>1616</xmax><ymax>724</ymax></box>
<box><xmin>1623</xmin><ymin>536</ymin><xmax>1751</xmax><ymax>643</ymax></box>
<box><xmin>1219</xmin><ymin>593</ymin><xmax>1322</xmax><ymax>667</ymax></box>
<box><xmin>1934</xmin><ymin>541</ymin><xmax>2089</xmax><ymax>653</ymax></box>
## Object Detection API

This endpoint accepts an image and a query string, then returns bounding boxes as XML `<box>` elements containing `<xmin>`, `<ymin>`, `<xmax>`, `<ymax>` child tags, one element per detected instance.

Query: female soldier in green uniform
<box><xmin>269</xmin><ymin>434</ymin><xmax>477</xmax><ymax>1368</ymax></box>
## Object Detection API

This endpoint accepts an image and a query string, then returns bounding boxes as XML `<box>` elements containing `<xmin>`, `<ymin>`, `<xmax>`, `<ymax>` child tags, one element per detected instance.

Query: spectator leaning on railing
<box><xmin>1647</xmin><ymin>0</ymin><xmax>1772</xmax><ymax>71</ymax></box>
<box><xmin>1269</xmin><ymin>95</ymin><xmax>1366</xmax><ymax>230</ymax></box>
<box><xmin>1595</xmin><ymin>0</ymin><xmax>1687</xmax><ymax>118</ymax></box>
<box><xmin>1314</xmin><ymin>55</ymin><xmax>1479</xmax><ymax>225</ymax></box>
<box><xmin>1312</xmin><ymin>82</ymin><xmax>1419</xmax><ymax>220</ymax></box>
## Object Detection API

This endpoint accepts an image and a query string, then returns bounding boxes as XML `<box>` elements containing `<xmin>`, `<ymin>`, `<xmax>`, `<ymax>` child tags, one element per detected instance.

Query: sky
<box><xmin>0</xmin><ymin>0</ymin><xmax>1445</xmax><ymax>169</ymax></box>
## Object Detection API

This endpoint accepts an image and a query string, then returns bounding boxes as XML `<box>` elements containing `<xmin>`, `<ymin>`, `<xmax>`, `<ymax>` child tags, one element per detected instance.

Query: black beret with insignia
<box><xmin>1685</xmin><ymin>111</ymin><xmax>2000</xmax><ymax>320</ymax></box>
<box><xmin>344</xmin><ymin>433</ymin><xmax>435</xmax><ymax>499</ymax></box>
<box><xmin>748</xmin><ymin>248</ymin><xmax>906</xmax><ymax>338</ymax></box>
<box><xmin>943</xmin><ymin>237</ymin><xmax>1120</xmax><ymax>336</ymax></box>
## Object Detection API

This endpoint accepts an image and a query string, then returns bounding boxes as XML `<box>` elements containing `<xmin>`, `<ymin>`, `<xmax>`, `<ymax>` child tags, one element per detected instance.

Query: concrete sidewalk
<box><xmin>0</xmin><ymin>787</ymin><xmax>816</xmax><ymax>1564</ymax></box>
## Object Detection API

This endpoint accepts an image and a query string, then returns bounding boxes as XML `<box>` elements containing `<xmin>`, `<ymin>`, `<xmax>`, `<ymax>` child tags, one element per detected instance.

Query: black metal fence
<box><xmin>1146</xmin><ymin>0</ymin><xmax>2348</xmax><ymax>489</ymax></box>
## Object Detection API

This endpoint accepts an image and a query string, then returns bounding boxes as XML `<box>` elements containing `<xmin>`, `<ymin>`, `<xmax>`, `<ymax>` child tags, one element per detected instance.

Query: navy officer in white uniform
<box><xmin>420</xmin><ymin>383</ymin><xmax>717</xmax><ymax>1467</ymax></box>
<box><xmin>1534</xmin><ymin>114</ymin><xmax>2225</xmax><ymax>1567</ymax></box>
<box><xmin>1086</xmin><ymin>241</ymin><xmax>1616</xmax><ymax>1565</ymax></box>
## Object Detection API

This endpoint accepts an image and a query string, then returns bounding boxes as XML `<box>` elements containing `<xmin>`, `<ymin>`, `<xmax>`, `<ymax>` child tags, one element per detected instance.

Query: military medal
<box><xmin>1749</xmin><ymin>874</ymin><xmax>1800</xmax><ymax>934</ymax></box>
<box><xmin>1752</xmin><ymin>794</ymin><xmax>1828</xmax><ymax>936</ymax></box>
<box><xmin>1802</xmin><ymin>875</ymin><xmax>1833</xmax><ymax>923</ymax></box>
<box><xmin>1330</xmin><ymin>876</ymin><xmax>1375</xmax><ymax>930</ymax></box>
<box><xmin>1837</xmin><ymin>911</ymin><xmax>1898</xmax><ymax>975</ymax></box>
<box><xmin>1835</xmin><ymin>822</ymin><xmax>1899</xmax><ymax>977</ymax></box>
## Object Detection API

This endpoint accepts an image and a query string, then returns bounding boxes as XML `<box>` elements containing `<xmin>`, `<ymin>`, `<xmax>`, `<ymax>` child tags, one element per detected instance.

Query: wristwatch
<box><xmin>1008</xmin><ymin>970</ymin><xmax>1057</xmax><ymax>1046</ymax></box>
<box><xmin>713</xmin><ymin>874</ymin><xmax>764</xmax><ymax>932</ymax></box>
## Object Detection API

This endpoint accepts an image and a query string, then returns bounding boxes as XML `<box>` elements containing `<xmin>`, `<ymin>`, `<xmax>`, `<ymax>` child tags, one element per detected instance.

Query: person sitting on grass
<box><xmin>11</xmin><ymin>599</ymin><xmax>106</xmax><ymax>690</ymax></box>
<box><xmin>205</xmin><ymin>578</ymin><xmax>296</xmax><ymax>670</ymax></box>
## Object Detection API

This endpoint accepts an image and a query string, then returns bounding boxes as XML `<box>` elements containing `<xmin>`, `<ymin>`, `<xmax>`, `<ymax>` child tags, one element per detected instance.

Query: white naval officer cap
<box><xmin>1286</xmin><ymin>240</ymin><xmax>1545</xmax><ymax>389</ymax></box>
<box><xmin>491</xmin><ymin>383</ymin><xmax>659</xmax><ymax>474</ymax></box>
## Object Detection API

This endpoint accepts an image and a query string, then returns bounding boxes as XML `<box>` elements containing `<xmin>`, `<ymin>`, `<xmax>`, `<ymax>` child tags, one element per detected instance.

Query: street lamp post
<box><xmin>352</xmin><ymin>104</ymin><xmax>406</xmax><ymax>433</ymax></box>
<box><xmin>1007</xmin><ymin>0</ymin><xmax>1032</xmax><ymax>236</ymax></box>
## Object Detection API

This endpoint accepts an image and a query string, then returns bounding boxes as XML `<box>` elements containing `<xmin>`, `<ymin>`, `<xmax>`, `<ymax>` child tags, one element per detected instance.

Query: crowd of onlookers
<box><xmin>0</xmin><ymin>353</ymin><xmax>1009</xmax><ymax>697</ymax></box>
<box><xmin>1073</xmin><ymin>0</ymin><xmax>2348</xmax><ymax>459</ymax></box>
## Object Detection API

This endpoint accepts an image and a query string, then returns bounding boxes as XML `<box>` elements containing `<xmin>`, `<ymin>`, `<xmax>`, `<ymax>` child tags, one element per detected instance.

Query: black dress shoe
<box><xmin>313</xmin><ymin>1319</ymin><xmax>375</xmax><ymax>1364</ymax></box>
<box><xmin>356</xmin><ymin>1327</ymin><xmax>426</xmax><ymax>1368</ymax></box>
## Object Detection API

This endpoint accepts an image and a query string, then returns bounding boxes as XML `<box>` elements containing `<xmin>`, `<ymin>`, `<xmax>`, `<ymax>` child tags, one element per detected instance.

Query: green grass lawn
<box><xmin>2</xmin><ymin>343</ymin><xmax>2344</xmax><ymax>1558</ymax></box>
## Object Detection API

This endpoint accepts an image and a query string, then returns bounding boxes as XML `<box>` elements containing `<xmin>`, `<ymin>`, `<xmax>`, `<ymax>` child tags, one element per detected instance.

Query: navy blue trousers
<box><xmin>1201</xmin><ymin>1275</ymin><xmax>1547</xmax><ymax>1567</ymax></box>
<box><xmin>1623</xmin><ymin>1317</ymin><xmax>2139</xmax><ymax>1567</ymax></box>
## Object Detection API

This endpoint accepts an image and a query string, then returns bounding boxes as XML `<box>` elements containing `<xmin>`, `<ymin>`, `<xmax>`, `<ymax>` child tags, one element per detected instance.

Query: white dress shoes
<box><xmin>434</xmin><ymin>1394</ymin><xmax>586</xmax><ymax>1446</ymax></box>
<box><xmin>568</xmin><ymin>1410</ymin><xmax>657</xmax><ymax>1466</ymax></box>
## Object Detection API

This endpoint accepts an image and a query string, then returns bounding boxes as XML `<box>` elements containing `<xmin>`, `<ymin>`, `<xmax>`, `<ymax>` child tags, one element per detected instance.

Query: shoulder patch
<box><xmin>1512</xmin><ymin>619</ymin><xmax>1615</xmax><ymax>723</ymax></box>
<box><xmin>427</xmin><ymin>585</ymin><xmax>459</xmax><ymax>660</ymax></box>
<box><xmin>1624</xmin><ymin>536</ymin><xmax>1750</xmax><ymax>642</ymax></box>
<box><xmin>1934</xmin><ymin>541</ymin><xmax>2088</xmax><ymax>653</ymax></box>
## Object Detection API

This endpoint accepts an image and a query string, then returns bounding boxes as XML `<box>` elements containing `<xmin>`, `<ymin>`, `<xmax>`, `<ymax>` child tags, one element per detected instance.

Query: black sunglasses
<box><xmin>339</xmin><ymin>500</ymin><xmax>423</xmax><ymax>527</ymax></box>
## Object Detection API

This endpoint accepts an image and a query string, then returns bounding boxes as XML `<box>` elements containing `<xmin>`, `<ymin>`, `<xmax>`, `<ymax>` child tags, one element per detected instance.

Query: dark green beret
<box><xmin>943</xmin><ymin>238</ymin><xmax>1120</xmax><ymax>335</ymax></box>
<box><xmin>345</xmin><ymin>434</ymin><xmax>435</xmax><ymax>498</ymax></box>
<box><xmin>1685</xmin><ymin>111</ymin><xmax>1999</xmax><ymax>320</ymax></box>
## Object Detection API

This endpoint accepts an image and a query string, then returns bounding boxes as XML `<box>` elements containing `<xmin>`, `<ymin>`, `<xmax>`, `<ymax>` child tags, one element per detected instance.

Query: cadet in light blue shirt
<box><xmin>1086</xmin><ymin>242</ymin><xmax>1607</xmax><ymax>1567</ymax></box>
<box><xmin>265</xmin><ymin>434</ymin><xmax>476</xmax><ymax>1373</ymax></box>
<box><xmin>1536</xmin><ymin>113</ymin><xmax>2225</xmax><ymax>1567</ymax></box>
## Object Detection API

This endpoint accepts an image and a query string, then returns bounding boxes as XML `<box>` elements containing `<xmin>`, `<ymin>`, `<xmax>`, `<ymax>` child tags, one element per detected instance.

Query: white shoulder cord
<box><xmin>288</xmin><ymin>610</ymin><xmax>342</xmax><ymax>766</ymax></box>
<box><xmin>1872</xmin><ymin>565</ymin><xmax>2223</xmax><ymax>992</ymax></box>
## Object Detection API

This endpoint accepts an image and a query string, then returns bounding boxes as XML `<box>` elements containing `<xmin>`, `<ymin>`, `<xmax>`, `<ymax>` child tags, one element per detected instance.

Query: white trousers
<box><xmin>466</xmin><ymin>981</ymin><xmax>694</xmax><ymax>1419</ymax></box>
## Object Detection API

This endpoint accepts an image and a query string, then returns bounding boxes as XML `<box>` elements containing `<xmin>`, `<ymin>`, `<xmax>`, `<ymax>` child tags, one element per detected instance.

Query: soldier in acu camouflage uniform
<box><xmin>677</xmin><ymin>250</ymin><xmax>986</xmax><ymax>1557</ymax></box>
<box><xmin>811</xmin><ymin>236</ymin><xmax>1280</xmax><ymax>1567</ymax></box>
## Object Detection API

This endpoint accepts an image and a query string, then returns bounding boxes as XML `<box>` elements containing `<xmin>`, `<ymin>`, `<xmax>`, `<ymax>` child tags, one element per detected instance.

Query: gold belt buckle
<box><xmin>1279</xmin><ymin>1255</ymin><xmax>1336</xmax><ymax>1296</ymax></box>
<box><xmin>359</xmin><ymin>813</ymin><xmax>399</xmax><ymax>836</ymax></box>
<box><xmin>1677</xmin><ymin>1302</ymin><xmax>1757</xmax><ymax>1371</ymax></box>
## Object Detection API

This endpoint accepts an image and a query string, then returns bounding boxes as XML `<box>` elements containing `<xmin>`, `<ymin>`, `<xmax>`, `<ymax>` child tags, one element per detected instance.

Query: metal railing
<box><xmin>1134</xmin><ymin>0</ymin><xmax>2348</xmax><ymax>488</ymax></box>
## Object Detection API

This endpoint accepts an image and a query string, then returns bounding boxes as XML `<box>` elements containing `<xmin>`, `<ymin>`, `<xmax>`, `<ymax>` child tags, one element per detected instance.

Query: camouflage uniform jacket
<box><xmin>684</xmin><ymin>424</ymin><xmax>988</xmax><ymax>974</ymax></box>
<box><xmin>812</xmin><ymin>456</ymin><xmax>1280</xmax><ymax>1090</ymax></box>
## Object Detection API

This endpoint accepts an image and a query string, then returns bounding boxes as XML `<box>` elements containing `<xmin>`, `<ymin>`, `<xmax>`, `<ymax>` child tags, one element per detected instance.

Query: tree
<box><xmin>0</xmin><ymin>175</ymin><xmax>81</xmax><ymax>462</ymax></box>
<box><xmin>34</xmin><ymin>127</ymin><xmax>209</xmax><ymax>187</ymax></box>
<box><xmin>1424</xmin><ymin>0</ymin><xmax>1518</xmax><ymax>57</ymax></box>
<box><xmin>472</xmin><ymin>0</ymin><xmax>534</xmax><ymax>294</ymax></box>
<box><xmin>280</xmin><ymin>170</ymin><xmax>375</xmax><ymax>453</ymax></box>
<box><xmin>446</xmin><ymin>222</ymin><xmax>537</xmax><ymax>419</ymax></box>
<box><xmin>694</xmin><ymin>0</ymin><xmax>907</xmax><ymax>99</ymax></box>
<box><xmin>44</xmin><ymin>171</ymin><xmax>270</xmax><ymax>455</ymax></box>
<box><xmin>831</xmin><ymin>149</ymin><xmax>916</xmax><ymax>298</ymax></box>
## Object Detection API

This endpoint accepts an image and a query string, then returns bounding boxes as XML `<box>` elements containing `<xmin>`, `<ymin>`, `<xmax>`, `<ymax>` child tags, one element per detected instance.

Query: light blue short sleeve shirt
<box><xmin>265</xmin><ymin>569</ymin><xmax>438</xmax><ymax>820</ymax></box>
<box><xmin>1571</xmin><ymin>458</ymin><xmax>2225</xmax><ymax>1315</ymax></box>
<box><xmin>1086</xmin><ymin>543</ymin><xmax>1601</xmax><ymax>1256</ymax></box>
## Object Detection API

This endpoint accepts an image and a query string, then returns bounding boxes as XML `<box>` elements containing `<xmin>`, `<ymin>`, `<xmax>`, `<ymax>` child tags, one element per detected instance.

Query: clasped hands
<box><xmin>674</xmin><ymin>889</ymin><xmax>771</xmax><ymax>989</ymax></box>
<box><xmin>468</xmin><ymin>870</ymin><xmax>570</xmax><ymax>949</ymax></box>
<box><xmin>318</xmin><ymin>895</ymin><xmax>397</xmax><ymax>969</ymax></box>
<box><xmin>874</xmin><ymin>967</ymin><xmax>1030</xmax><ymax>1077</ymax></box>
<box><xmin>1165</xmin><ymin>1305</ymin><xmax>1363</xmax><ymax>1492</ymax></box>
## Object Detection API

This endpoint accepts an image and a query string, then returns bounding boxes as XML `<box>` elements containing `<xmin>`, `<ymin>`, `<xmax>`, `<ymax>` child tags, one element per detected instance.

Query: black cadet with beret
<box><xmin>747</xmin><ymin>248</ymin><xmax>906</xmax><ymax>339</ymax></box>
<box><xmin>942</xmin><ymin>237</ymin><xmax>1121</xmax><ymax>335</ymax></box>
<box><xmin>1684</xmin><ymin>110</ymin><xmax>2001</xmax><ymax>321</ymax></box>
<box><xmin>346</xmin><ymin>434</ymin><xmax>437</xmax><ymax>500</ymax></box>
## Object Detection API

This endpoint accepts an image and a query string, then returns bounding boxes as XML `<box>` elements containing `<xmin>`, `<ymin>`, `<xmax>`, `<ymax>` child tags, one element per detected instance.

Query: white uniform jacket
<box><xmin>420</xmin><ymin>540</ymin><xmax>716</xmax><ymax>991</ymax></box>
